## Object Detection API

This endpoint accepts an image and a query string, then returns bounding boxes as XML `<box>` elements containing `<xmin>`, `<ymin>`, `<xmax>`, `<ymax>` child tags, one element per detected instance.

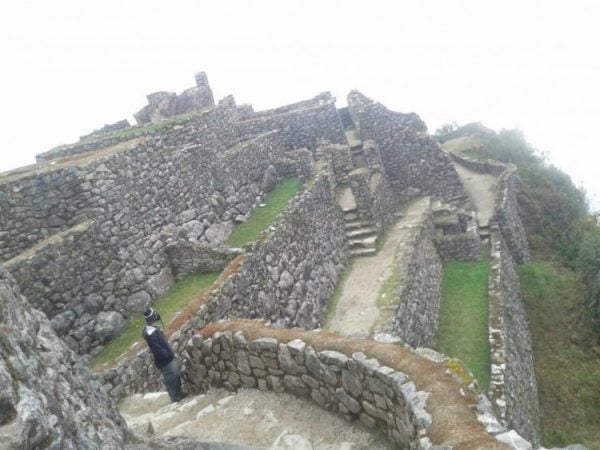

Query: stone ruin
<box><xmin>0</xmin><ymin>72</ymin><xmax>542</xmax><ymax>449</ymax></box>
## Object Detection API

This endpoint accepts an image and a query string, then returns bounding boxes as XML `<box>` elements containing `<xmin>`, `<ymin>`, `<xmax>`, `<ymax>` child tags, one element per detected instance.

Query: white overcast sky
<box><xmin>1</xmin><ymin>0</ymin><xmax>599</xmax><ymax>209</ymax></box>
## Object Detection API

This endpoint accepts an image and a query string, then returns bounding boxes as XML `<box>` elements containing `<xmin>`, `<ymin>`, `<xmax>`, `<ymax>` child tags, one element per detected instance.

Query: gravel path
<box><xmin>452</xmin><ymin>162</ymin><xmax>498</xmax><ymax>227</ymax></box>
<box><xmin>327</xmin><ymin>198</ymin><xmax>430</xmax><ymax>338</ymax></box>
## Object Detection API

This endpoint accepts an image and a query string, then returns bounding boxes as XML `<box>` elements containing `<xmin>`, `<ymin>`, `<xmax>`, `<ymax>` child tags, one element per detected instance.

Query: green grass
<box><xmin>518</xmin><ymin>262</ymin><xmax>600</xmax><ymax>449</ymax></box>
<box><xmin>437</xmin><ymin>259</ymin><xmax>491</xmax><ymax>392</ymax></box>
<box><xmin>90</xmin><ymin>272</ymin><xmax>219</xmax><ymax>368</ymax></box>
<box><xmin>227</xmin><ymin>177</ymin><xmax>300</xmax><ymax>248</ymax></box>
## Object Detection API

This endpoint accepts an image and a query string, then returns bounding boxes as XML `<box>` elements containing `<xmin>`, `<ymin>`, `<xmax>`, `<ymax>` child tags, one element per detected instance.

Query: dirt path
<box><xmin>120</xmin><ymin>389</ymin><xmax>386</xmax><ymax>449</ymax></box>
<box><xmin>452</xmin><ymin>162</ymin><xmax>498</xmax><ymax>227</ymax></box>
<box><xmin>326</xmin><ymin>197</ymin><xmax>430</xmax><ymax>338</ymax></box>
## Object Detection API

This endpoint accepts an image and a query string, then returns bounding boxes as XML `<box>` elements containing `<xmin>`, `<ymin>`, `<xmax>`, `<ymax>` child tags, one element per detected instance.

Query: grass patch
<box><xmin>518</xmin><ymin>262</ymin><xmax>600</xmax><ymax>449</ymax></box>
<box><xmin>90</xmin><ymin>272</ymin><xmax>219</xmax><ymax>368</ymax></box>
<box><xmin>322</xmin><ymin>260</ymin><xmax>354</xmax><ymax>329</ymax></box>
<box><xmin>227</xmin><ymin>177</ymin><xmax>300</xmax><ymax>248</ymax></box>
<box><xmin>438</xmin><ymin>259</ymin><xmax>491</xmax><ymax>392</ymax></box>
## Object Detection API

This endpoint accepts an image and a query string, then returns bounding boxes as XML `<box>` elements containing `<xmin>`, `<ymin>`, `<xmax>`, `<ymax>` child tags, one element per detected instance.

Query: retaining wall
<box><xmin>488</xmin><ymin>229</ymin><xmax>540</xmax><ymax>446</ymax></box>
<box><xmin>235</xmin><ymin>99</ymin><xmax>346</xmax><ymax>151</ymax></box>
<box><xmin>5</xmin><ymin>132</ymin><xmax>283</xmax><ymax>354</ymax></box>
<box><xmin>97</xmin><ymin>165</ymin><xmax>346</xmax><ymax>396</ymax></box>
<box><xmin>390</xmin><ymin>201</ymin><xmax>443</xmax><ymax>348</ymax></box>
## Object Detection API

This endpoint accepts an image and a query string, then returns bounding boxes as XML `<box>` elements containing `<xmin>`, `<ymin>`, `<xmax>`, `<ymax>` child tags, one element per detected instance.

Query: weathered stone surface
<box><xmin>0</xmin><ymin>267</ymin><xmax>128</xmax><ymax>448</ymax></box>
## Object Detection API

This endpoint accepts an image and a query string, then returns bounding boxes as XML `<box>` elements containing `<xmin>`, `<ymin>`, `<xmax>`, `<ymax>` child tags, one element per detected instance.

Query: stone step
<box><xmin>346</xmin><ymin>227</ymin><xmax>378</xmax><ymax>239</ymax></box>
<box><xmin>343</xmin><ymin>209</ymin><xmax>359</xmax><ymax>219</ymax></box>
<box><xmin>349</xmin><ymin>235</ymin><xmax>378</xmax><ymax>249</ymax></box>
<box><xmin>349</xmin><ymin>247</ymin><xmax>377</xmax><ymax>257</ymax></box>
<box><xmin>344</xmin><ymin>219</ymin><xmax>376</xmax><ymax>230</ymax></box>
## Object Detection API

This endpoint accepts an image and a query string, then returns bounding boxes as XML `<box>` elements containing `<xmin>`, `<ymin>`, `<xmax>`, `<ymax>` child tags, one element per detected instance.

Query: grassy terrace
<box><xmin>519</xmin><ymin>262</ymin><xmax>600</xmax><ymax>449</ymax></box>
<box><xmin>90</xmin><ymin>272</ymin><xmax>219</xmax><ymax>368</ymax></box>
<box><xmin>91</xmin><ymin>177</ymin><xmax>301</xmax><ymax>368</ymax></box>
<box><xmin>227</xmin><ymin>177</ymin><xmax>300</xmax><ymax>248</ymax></box>
<box><xmin>437</xmin><ymin>259</ymin><xmax>491</xmax><ymax>392</ymax></box>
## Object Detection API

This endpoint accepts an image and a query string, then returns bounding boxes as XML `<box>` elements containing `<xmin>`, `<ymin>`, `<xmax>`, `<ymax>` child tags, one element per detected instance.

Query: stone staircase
<box><xmin>343</xmin><ymin>209</ymin><xmax>378</xmax><ymax>257</ymax></box>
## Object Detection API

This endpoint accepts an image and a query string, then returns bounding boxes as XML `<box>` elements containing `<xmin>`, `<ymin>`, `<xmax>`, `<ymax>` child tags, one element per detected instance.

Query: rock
<box><xmin>125</xmin><ymin>291</ymin><xmax>152</xmax><ymax>314</ymax></box>
<box><xmin>93</xmin><ymin>311</ymin><xmax>125</xmax><ymax>343</ymax></box>
<box><xmin>204</xmin><ymin>221</ymin><xmax>234</xmax><ymax>244</ymax></box>
<box><xmin>0</xmin><ymin>267</ymin><xmax>128</xmax><ymax>448</ymax></box>
<box><xmin>50</xmin><ymin>310</ymin><xmax>76</xmax><ymax>336</ymax></box>
<box><xmin>147</xmin><ymin>268</ymin><xmax>174</xmax><ymax>297</ymax></box>
<box><xmin>261</xmin><ymin>165</ymin><xmax>279</xmax><ymax>192</ymax></box>
<box><xmin>195</xmin><ymin>404</ymin><xmax>215</xmax><ymax>419</ymax></box>
<box><xmin>496</xmin><ymin>430</ymin><xmax>533</xmax><ymax>450</ymax></box>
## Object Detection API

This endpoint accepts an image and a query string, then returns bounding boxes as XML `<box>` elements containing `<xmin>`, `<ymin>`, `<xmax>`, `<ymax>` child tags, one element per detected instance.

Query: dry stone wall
<box><xmin>5</xmin><ymin>132</ymin><xmax>283</xmax><ymax>354</ymax></box>
<box><xmin>235</xmin><ymin>99</ymin><xmax>346</xmax><ymax>151</ymax></box>
<box><xmin>488</xmin><ymin>229</ymin><xmax>540</xmax><ymax>446</ymax></box>
<box><xmin>183</xmin><ymin>330</ymin><xmax>431</xmax><ymax>449</ymax></box>
<box><xmin>347</xmin><ymin>92</ymin><xmax>467</xmax><ymax>204</ymax></box>
<box><xmin>390</xmin><ymin>203</ymin><xmax>443</xmax><ymax>348</ymax></box>
<box><xmin>0</xmin><ymin>267</ymin><xmax>129</xmax><ymax>448</ymax></box>
<box><xmin>97</xmin><ymin>165</ymin><xmax>347</xmax><ymax>397</ymax></box>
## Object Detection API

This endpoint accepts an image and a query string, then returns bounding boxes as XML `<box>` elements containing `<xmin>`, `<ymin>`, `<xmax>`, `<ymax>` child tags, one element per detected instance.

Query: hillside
<box><xmin>439</xmin><ymin>124</ymin><xmax>600</xmax><ymax>448</ymax></box>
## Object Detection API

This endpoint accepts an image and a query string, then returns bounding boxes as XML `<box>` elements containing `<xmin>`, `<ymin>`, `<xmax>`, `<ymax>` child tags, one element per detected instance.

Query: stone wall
<box><xmin>5</xmin><ymin>132</ymin><xmax>283</xmax><ymax>354</ymax></box>
<box><xmin>165</xmin><ymin>241</ymin><xmax>241</xmax><ymax>281</ymax></box>
<box><xmin>488</xmin><ymin>229</ymin><xmax>540</xmax><ymax>446</ymax></box>
<box><xmin>347</xmin><ymin>92</ymin><xmax>467</xmax><ymax>204</ymax></box>
<box><xmin>0</xmin><ymin>266</ymin><xmax>129</xmax><ymax>448</ymax></box>
<box><xmin>35</xmin><ymin>100</ymin><xmax>237</xmax><ymax>163</ymax></box>
<box><xmin>97</xmin><ymin>165</ymin><xmax>346</xmax><ymax>394</ymax></box>
<box><xmin>235</xmin><ymin>99</ymin><xmax>346</xmax><ymax>151</ymax></box>
<box><xmin>390</xmin><ymin>201</ymin><xmax>443</xmax><ymax>348</ymax></box>
<box><xmin>449</xmin><ymin>152</ymin><xmax>530</xmax><ymax>264</ymax></box>
<box><xmin>433</xmin><ymin>228</ymin><xmax>482</xmax><ymax>262</ymax></box>
<box><xmin>182</xmin><ymin>329</ymin><xmax>430</xmax><ymax>449</ymax></box>
<box><xmin>273</xmin><ymin>148</ymin><xmax>314</xmax><ymax>180</ymax></box>
<box><xmin>241</xmin><ymin>92</ymin><xmax>334</xmax><ymax>120</ymax></box>
<box><xmin>492</xmin><ymin>169</ymin><xmax>531</xmax><ymax>263</ymax></box>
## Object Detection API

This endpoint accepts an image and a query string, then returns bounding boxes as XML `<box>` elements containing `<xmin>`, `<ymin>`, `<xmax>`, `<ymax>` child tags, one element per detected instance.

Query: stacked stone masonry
<box><xmin>98</xmin><ymin>166</ymin><xmax>346</xmax><ymax>396</ymax></box>
<box><xmin>347</xmin><ymin>91</ymin><xmax>467</xmax><ymax>204</ymax></box>
<box><xmin>488</xmin><ymin>229</ymin><xmax>540</xmax><ymax>446</ymax></box>
<box><xmin>390</xmin><ymin>202</ymin><xmax>443</xmax><ymax>347</ymax></box>
<box><xmin>5</xmin><ymin>131</ymin><xmax>284</xmax><ymax>354</ymax></box>
<box><xmin>182</xmin><ymin>330</ymin><xmax>430</xmax><ymax>448</ymax></box>
<box><xmin>235</xmin><ymin>97</ymin><xmax>346</xmax><ymax>151</ymax></box>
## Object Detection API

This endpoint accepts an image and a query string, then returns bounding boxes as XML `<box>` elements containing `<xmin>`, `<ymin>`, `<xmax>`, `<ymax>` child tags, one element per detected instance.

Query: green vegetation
<box><xmin>227</xmin><ymin>177</ymin><xmax>300</xmax><ymax>248</ymax></box>
<box><xmin>90</xmin><ymin>272</ymin><xmax>219</xmax><ymax>368</ymax></box>
<box><xmin>438</xmin><ymin>259</ymin><xmax>491</xmax><ymax>392</ymax></box>
<box><xmin>519</xmin><ymin>263</ymin><xmax>600</xmax><ymax>449</ymax></box>
<box><xmin>437</xmin><ymin>122</ymin><xmax>599</xmax><ymax>446</ymax></box>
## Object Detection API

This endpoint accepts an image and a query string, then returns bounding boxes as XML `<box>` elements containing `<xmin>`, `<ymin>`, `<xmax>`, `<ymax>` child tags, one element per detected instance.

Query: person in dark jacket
<box><xmin>142</xmin><ymin>308</ymin><xmax>183</xmax><ymax>402</ymax></box>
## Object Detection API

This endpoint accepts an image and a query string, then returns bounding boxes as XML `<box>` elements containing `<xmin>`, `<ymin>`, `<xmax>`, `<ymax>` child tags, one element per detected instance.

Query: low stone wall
<box><xmin>165</xmin><ymin>241</ymin><xmax>241</xmax><ymax>280</ymax></box>
<box><xmin>273</xmin><ymin>148</ymin><xmax>314</xmax><ymax>180</ymax></box>
<box><xmin>390</xmin><ymin>202</ymin><xmax>443</xmax><ymax>348</ymax></box>
<box><xmin>347</xmin><ymin>92</ymin><xmax>467</xmax><ymax>204</ymax></box>
<box><xmin>242</xmin><ymin>92</ymin><xmax>334</xmax><ymax>120</ymax></box>
<box><xmin>235</xmin><ymin>99</ymin><xmax>346</xmax><ymax>151</ymax></box>
<box><xmin>5</xmin><ymin>132</ymin><xmax>283</xmax><ymax>354</ymax></box>
<box><xmin>183</xmin><ymin>329</ymin><xmax>430</xmax><ymax>448</ymax></box>
<box><xmin>488</xmin><ymin>229</ymin><xmax>540</xmax><ymax>446</ymax></box>
<box><xmin>449</xmin><ymin>152</ymin><xmax>506</xmax><ymax>176</ymax></box>
<box><xmin>320</xmin><ymin>143</ymin><xmax>354</xmax><ymax>184</ymax></box>
<box><xmin>434</xmin><ymin>228</ymin><xmax>482</xmax><ymax>262</ymax></box>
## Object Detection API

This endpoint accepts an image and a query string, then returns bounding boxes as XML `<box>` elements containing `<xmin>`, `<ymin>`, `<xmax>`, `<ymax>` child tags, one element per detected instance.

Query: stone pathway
<box><xmin>452</xmin><ymin>162</ymin><xmax>498</xmax><ymax>228</ymax></box>
<box><xmin>120</xmin><ymin>389</ymin><xmax>386</xmax><ymax>450</ymax></box>
<box><xmin>326</xmin><ymin>197</ymin><xmax>430</xmax><ymax>338</ymax></box>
